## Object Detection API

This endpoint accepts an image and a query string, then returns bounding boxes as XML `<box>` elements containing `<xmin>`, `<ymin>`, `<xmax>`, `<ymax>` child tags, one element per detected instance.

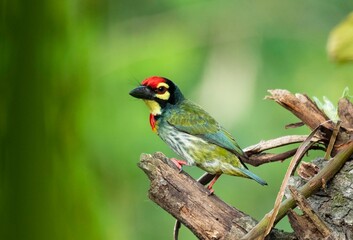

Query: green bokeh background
<box><xmin>1</xmin><ymin>1</ymin><xmax>353</xmax><ymax>239</ymax></box>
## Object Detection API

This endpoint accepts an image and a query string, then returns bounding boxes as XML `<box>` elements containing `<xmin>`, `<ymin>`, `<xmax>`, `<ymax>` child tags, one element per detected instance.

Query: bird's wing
<box><xmin>166</xmin><ymin>100</ymin><xmax>246</xmax><ymax>159</ymax></box>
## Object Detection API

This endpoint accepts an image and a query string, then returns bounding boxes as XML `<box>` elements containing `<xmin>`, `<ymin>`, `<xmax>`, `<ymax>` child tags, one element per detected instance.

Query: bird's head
<box><xmin>129</xmin><ymin>76</ymin><xmax>184</xmax><ymax>115</ymax></box>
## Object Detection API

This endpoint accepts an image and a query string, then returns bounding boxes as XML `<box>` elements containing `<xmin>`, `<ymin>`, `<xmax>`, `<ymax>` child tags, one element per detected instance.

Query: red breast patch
<box><xmin>149</xmin><ymin>114</ymin><xmax>157</xmax><ymax>132</ymax></box>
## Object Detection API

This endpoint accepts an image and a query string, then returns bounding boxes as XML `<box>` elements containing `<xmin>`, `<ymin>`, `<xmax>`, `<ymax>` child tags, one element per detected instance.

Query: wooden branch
<box><xmin>287</xmin><ymin>210</ymin><xmax>332</xmax><ymax>240</ymax></box>
<box><xmin>267</xmin><ymin>90</ymin><xmax>353</xmax><ymax>154</ymax></box>
<box><xmin>246</xmin><ymin>149</ymin><xmax>298</xmax><ymax>166</ymax></box>
<box><xmin>244</xmin><ymin>135</ymin><xmax>315</xmax><ymax>153</ymax></box>
<box><xmin>338</xmin><ymin>98</ymin><xmax>353</xmax><ymax>130</ymax></box>
<box><xmin>138</xmin><ymin>152</ymin><xmax>296</xmax><ymax>240</ymax></box>
<box><xmin>243</xmin><ymin>135</ymin><xmax>322</xmax><ymax>166</ymax></box>
<box><xmin>266</xmin><ymin>90</ymin><xmax>333</xmax><ymax>132</ymax></box>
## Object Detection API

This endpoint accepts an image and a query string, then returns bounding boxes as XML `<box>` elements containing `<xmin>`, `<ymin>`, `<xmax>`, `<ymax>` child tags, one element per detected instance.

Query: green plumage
<box><xmin>129</xmin><ymin>77</ymin><xmax>267</xmax><ymax>188</ymax></box>
<box><xmin>159</xmin><ymin>99</ymin><xmax>267</xmax><ymax>186</ymax></box>
<box><xmin>166</xmin><ymin>100</ymin><xmax>245</xmax><ymax>159</ymax></box>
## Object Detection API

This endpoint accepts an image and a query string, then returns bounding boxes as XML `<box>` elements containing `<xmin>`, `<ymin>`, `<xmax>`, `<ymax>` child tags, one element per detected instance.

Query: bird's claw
<box><xmin>207</xmin><ymin>188</ymin><xmax>214</xmax><ymax>196</ymax></box>
<box><xmin>205</xmin><ymin>174</ymin><xmax>220</xmax><ymax>196</ymax></box>
<box><xmin>170</xmin><ymin>158</ymin><xmax>187</xmax><ymax>173</ymax></box>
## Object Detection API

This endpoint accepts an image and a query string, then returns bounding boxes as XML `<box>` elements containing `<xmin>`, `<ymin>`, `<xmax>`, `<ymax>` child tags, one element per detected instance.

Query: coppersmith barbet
<box><xmin>129</xmin><ymin>76</ymin><xmax>267</xmax><ymax>193</ymax></box>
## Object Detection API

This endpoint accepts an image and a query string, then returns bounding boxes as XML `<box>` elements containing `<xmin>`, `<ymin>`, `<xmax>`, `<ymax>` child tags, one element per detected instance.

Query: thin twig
<box><xmin>324</xmin><ymin>120</ymin><xmax>341</xmax><ymax>160</ymax></box>
<box><xmin>173</xmin><ymin>221</ymin><xmax>181</xmax><ymax>240</ymax></box>
<box><xmin>261</xmin><ymin>127</ymin><xmax>319</xmax><ymax>239</ymax></box>
<box><xmin>244</xmin><ymin>135</ymin><xmax>313</xmax><ymax>153</ymax></box>
<box><xmin>243</xmin><ymin>135</ymin><xmax>322</xmax><ymax>166</ymax></box>
<box><xmin>247</xmin><ymin>148</ymin><xmax>298</xmax><ymax>166</ymax></box>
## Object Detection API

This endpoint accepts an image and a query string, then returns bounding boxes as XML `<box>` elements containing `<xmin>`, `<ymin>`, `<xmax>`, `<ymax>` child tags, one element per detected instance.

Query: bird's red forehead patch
<box><xmin>141</xmin><ymin>76</ymin><xmax>166</xmax><ymax>88</ymax></box>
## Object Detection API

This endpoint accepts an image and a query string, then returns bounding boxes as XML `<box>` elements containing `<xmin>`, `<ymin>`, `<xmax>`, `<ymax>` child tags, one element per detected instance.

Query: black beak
<box><xmin>129</xmin><ymin>86</ymin><xmax>154</xmax><ymax>100</ymax></box>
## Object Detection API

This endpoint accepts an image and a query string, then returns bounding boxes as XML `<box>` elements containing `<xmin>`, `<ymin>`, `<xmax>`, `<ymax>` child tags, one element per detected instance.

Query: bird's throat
<box><xmin>144</xmin><ymin>100</ymin><xmax>161</xmax><ymax>115</ymax></box>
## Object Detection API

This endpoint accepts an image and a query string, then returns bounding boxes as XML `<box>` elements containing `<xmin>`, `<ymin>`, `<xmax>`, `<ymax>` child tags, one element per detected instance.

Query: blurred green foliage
<box><xmin>1</xmin><ymin>1</ymin><xmax>353</xmax><ymax>239</ymax></box>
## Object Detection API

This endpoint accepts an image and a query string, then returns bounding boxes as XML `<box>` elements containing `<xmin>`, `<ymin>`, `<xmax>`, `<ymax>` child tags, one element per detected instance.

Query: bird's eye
<box><xmin>155</xmin><ymin>86</ymin><xmax>167</xmax><ymax>94</ymax></box>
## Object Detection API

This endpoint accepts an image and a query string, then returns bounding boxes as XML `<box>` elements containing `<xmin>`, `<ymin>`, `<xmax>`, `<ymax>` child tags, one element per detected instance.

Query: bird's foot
<box><xmin>207</xmin><ymin>187</ymin><xmax>214</xmax><ymax>196</ymax></box>
<box><xmin>170</xmin><ymin>158</ymin><xmax>187</xmax><ymax>173</ymax></box>
<box><xmin>206</xmin><ymin>175</ymin><xmax>221</xmax><ymax>195</ymax></box>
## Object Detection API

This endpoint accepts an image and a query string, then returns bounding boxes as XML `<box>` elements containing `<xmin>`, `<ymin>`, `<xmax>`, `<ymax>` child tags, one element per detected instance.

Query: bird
<box><xmin>129</xmin><ymin>76</ymin><xmax>267</xmax><ymax>193</ymax></box>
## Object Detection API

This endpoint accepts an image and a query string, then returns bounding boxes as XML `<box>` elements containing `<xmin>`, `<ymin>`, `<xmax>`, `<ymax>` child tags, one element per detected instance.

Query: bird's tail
<box><xmin>240</xmin><ymin>168</ymin><xmax>267</xmax><ymax>186</ymax></box>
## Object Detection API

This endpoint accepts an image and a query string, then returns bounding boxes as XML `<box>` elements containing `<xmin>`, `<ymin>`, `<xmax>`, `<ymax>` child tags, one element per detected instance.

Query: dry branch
<box><xmin>287</xmin><ymin>186</ymin><xmax>332</xmax><ymax>239</ymax></box>
<box><xmin>267</xmin><ymin>90</ymin><xmax>353</xmax><ymax>154</ymax></box>
<box><xmin>138</xmin><ymin>152</ymin><xmax>296</xmax><ymax>240</ymax></box>
<box><xmin>266</xmin><ymin>90</ymin><xmax>333</xmax><ymax>132</ymax></box>
<box><xmin>139</xmin><ymin>152</ymin><xmax>253</xmax><ymax>239</ymax></box>
<box><xmin>243</xmin><ymin>135</ymin><xmax>321</xmax><ymax>166</ymax></box>
<box><xmin>244</xmin><ymin>135</ymin><xmax>315</xmax><ymax>153</ymax></box>
<box><xmin>338</xmin><ymin>98</ymin><xmax>353</xmax><ymax>130</ymax></box>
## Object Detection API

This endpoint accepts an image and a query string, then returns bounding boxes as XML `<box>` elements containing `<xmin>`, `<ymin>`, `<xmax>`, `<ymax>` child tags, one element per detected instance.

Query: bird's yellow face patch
<box><xmin>144</xmin><ymin>100</ymin><xmax>161</xmax><ymax>115</ymax></box>
<box><xmin>154</xmin><ymin>82</ymin><xmax>170</xmax><ymax>101</ymax></box>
